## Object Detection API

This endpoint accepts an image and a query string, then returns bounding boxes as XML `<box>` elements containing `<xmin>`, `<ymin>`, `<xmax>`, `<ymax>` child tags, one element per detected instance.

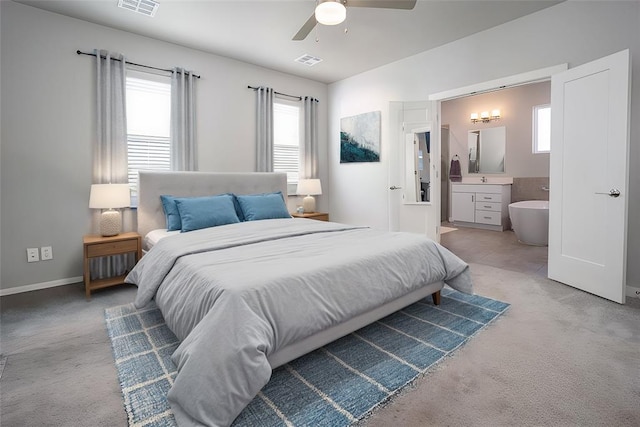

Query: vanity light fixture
<box><xmin>470</xmin><ymin>109</ymin><xmax>501</xmax><ymax>123</ymax></box>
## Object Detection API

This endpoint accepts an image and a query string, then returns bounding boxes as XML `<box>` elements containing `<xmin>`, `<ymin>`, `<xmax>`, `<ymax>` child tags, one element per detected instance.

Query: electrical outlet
<box><xmin>27</xmin><ymin>248</ymin><xmax>39</xmax><ymax>263</ymax></box>
<box><xmin>41</xmin><ymin>246</ymin><xmax>53</xmax><ymax>261</ymax></box>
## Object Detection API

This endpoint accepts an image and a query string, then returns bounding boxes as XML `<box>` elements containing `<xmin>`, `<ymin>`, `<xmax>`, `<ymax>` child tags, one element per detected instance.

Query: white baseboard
<box><xmin>3</xmin><ymin>276</ymin><xmax>638</xmax><ymax>301</ymax></box>
<box><xmin>626</xmin><ymin>285</ymin><xmax>640</xmax><ymax>299</ymax></box>
<box><xmin>0</xmin><ymin>276</ymin><xmax>83</xmax><ymax>297</ymax></box>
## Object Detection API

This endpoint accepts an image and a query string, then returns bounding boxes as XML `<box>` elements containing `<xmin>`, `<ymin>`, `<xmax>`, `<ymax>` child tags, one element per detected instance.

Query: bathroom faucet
<box><xmin>481</xmin><ymin>176</ymin><xmax>487</xmax><ymax>183</ymax></box>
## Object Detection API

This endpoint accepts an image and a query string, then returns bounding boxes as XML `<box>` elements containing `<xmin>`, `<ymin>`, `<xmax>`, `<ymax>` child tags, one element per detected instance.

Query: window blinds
<box><xmin>273</xmin><ymin>101</ymin><xmax>301</xmax><ymax>185</ymax></box>
<box><xmin>125</xmin><ymin>74</ymin><xmax>171</xmax><ymax>196</ymax></box>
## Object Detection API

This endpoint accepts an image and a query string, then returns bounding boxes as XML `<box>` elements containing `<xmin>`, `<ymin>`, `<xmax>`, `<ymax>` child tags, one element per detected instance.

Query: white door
<box><xmin>388</xmin><ymin>101</ymin><xmax>441</xmax><ymax>241</ymax></box>
<box><xmin>548</xmin><ymin>49</ymin><xmax>630</xmax><ymax>304</ymax></box>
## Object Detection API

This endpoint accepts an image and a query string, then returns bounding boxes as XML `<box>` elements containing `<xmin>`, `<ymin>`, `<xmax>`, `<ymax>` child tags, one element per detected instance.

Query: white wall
<box><xmin>328</xmin><ymin>1</ymin><xmax>640</xmax><ymax>288</ymax></box>
<box><xmin>0</xmin><ymin>1</ymin><xmax>328</xmax><ymax>292</ymax></box>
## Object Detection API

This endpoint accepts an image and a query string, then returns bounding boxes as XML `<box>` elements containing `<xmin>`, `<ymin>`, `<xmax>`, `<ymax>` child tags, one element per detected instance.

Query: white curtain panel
<box><xmin>255</xmin><ymin>87</ymin><xmax>274</xmax><ymax>172</ymax></box>
<box><xmin>92</xmin><ymin>49</ymin><xmax>132</xmax><ymax>279</ymax></box>
<box><xmin>171</xmin><ymin>68</ymin><xmax>198</xmax><ymax>171</ymax></box>
<box><xmin>301</xmin><ymin>96</ymin><xmax>319</xmax><ymax>179</ymax></box>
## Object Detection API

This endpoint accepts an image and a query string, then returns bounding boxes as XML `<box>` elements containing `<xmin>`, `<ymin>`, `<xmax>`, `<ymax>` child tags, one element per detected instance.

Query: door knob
<box><xmin>389</xmin><ymin>186</ymin><xmax>403</xmax><ymax>190</ymax></box>
<box><xmin>595</xmin><ymin>189</ymin><xmax>621</xmax><ymax>197</ymax></box>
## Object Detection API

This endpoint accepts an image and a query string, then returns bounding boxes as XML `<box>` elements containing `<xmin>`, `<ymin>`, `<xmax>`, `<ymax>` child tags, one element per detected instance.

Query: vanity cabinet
<box><xmin>451</xmin><ymin>184</ymin><xmax>511</xmax><ymax>231</ymax></box>
<box><xmin>451</xmin><ymin>192</ymin><xmax>475</xmax><ymax>223</ymax></box>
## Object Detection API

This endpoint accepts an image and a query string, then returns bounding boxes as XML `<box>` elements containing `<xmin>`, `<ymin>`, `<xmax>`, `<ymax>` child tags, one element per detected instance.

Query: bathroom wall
<box><xmin>441</xmin><ymin>81</ymin><xmax>551</xmax><ymax>179</ymax></box>
<box><xmin>512</xmin><ymin>177</ymin><xmax>550</xmax><ymax>202</ymax></box>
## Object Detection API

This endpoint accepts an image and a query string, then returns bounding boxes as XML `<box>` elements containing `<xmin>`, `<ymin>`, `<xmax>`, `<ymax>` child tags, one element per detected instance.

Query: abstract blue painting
<box><xmin>340</xmin><ymin>111</ymin><xmax>381</xmax><ymax>163</ymax></box>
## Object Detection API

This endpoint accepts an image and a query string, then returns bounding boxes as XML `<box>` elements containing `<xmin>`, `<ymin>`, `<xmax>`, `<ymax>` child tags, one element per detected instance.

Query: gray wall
<box><xmin>442</xmin><ymin>81</ymin><xmax>551</xmax><ymax>179</ymax></box>
<box><xmin>0</xmin><ymin>1</ymin><xmax>328</xmax><ymax>292</ymax></box>
<box><xmin>327</xmin><ymin>1</ymin><xmax>640</xmax><ymax>288</ymax></box>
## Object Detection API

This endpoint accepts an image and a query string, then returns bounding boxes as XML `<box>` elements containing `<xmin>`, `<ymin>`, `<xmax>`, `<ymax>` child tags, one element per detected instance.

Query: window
<box><xmin>533</xmin><ymin>104</ymin><xmax>551</xmax><ymax>153</ymax></box>
<box><xmin>125</xmin><ymin>71</ymin><xmax>171</xmax><ymax>202</ymax></box>
<box><xmin>273</xmin><ymin>99</ymin><xmax>301</xmax><ymax>191</ymax></box>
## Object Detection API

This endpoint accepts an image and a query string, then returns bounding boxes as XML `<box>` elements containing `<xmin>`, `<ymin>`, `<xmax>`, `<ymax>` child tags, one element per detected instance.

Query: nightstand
<box><xmin>83</xmin><ymin>232</ymin><xmax>142</xmax><ymax>299</ymax></box>
<box><xmin>291</xmin><ymin>212</ymin><xmax>329</xmax><ymax>221</ymax></box>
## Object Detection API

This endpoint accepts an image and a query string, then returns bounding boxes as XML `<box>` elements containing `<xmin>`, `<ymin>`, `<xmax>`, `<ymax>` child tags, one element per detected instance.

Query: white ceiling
<box><xmin>15</xmin><ymin>0</ymin><xmax>562</xmax><ymax>83</ymax></box>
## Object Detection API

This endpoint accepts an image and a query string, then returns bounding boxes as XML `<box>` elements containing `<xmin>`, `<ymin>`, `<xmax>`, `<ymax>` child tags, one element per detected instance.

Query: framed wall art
<box><xmin>340</xmin><ymin>111</ymin><xmax>381</xmax><ymax>163</ymax></box>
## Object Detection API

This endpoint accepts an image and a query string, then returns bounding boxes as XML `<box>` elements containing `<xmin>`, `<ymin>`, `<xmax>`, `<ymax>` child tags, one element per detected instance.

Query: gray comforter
<box><xmin>126</xmin><ymin>218</ymin><xmax>473</xmax><ymax>427</ymax></box>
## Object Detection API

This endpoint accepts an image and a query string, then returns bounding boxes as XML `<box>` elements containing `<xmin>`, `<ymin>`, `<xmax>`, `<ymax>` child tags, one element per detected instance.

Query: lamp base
<box><xmin>100</xmin><ymin>210</ymin><xmax>122</xmax><ymax>237</ymax></box>
<box><xmin>302</xmin><ymin>195</ymin><xmax>316</xmax><ymax>213</ymax></box>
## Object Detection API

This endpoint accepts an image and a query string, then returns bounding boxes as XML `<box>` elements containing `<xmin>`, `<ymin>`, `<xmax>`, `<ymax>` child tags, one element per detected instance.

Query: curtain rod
<box><xmin>247</xmin><ymin>85</ymin><xmax>319</xmax><ymax>102</ymax></box>
<box><xmin>76</xmin><ymin>50</ymin><xmax>201</xmax><ymax>79</ymax></box>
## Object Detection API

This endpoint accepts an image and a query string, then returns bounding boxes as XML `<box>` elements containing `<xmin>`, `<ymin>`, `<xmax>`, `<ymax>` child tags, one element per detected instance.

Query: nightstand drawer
<box><xmin>291</xmin><ymin>212</ymin><xmax>329</xmax><ymax>221</ymax></box>
<box><xmin>87</xmin><ymin>239</ymin><xmax>138</xmax><ymax>258</ymax></box>
<box><xmin>307</xmin><ymin>213</ymin><xmax>329</xmax><ymax>221</ymax></box>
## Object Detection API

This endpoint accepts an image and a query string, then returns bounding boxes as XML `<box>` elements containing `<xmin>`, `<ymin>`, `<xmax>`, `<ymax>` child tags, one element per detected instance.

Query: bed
<box><xmin>126</xmin><ymin>171</ymin><xmax>473</xmax><ymax>427</ymax></box>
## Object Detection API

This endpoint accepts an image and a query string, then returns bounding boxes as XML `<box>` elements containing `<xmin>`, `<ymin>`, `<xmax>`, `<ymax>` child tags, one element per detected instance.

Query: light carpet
<box><xmin>104</xmin><ymin>288</ymin><xmax>509</xmax><ymax>426</ymax></box>
<box><xmin>440</xmin><ymin>226</ymin><xmax>458</xmax><ymax>235</ymax></box>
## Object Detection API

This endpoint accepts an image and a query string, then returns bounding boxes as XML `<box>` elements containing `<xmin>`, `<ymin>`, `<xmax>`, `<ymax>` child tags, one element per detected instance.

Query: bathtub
<box><xmin>508</xmin><ymin>200</ymin><xmax>549</xmax><ymax>246</ymax></box>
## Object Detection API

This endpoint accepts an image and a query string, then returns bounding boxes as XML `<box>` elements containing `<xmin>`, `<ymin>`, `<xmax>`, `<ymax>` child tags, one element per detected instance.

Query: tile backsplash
<box><xmin>512</xmin><ymin>177</ymin><xmax>550</xmax><ymax>203</ymax></box>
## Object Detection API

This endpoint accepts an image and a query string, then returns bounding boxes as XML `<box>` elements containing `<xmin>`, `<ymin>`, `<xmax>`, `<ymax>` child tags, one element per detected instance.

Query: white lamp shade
<box><xmin>89</xmin><ymin>184</ymin><xmax>130</xmax><ymax>209</ymax></box>
<box><xmin>296</xmin><ymin>179</ymin><xmax>322</xmax><ymax>196</ymax></box>
<box><xmin>315</xmin><ymin>0</ymin><xmax>346</xmax><ymax>26</ymax></box>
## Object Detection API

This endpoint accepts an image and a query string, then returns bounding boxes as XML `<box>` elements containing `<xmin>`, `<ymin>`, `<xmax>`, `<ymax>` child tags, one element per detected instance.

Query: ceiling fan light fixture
<box><xmin>315</xmin><ymin>0</ymin><xmax>346</xmax><ymax>26</ymax></box>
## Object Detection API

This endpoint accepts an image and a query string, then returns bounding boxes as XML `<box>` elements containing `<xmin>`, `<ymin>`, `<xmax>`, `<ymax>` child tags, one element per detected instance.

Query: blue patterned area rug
<box><xmin>105</xmin><ymin>288</ymin><xmax>509</xmax><ymax>427</ymax></box>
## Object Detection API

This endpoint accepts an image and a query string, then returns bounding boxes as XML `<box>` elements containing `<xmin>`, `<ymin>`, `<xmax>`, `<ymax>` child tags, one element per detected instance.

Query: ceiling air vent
<box><xmin>117</xmin><ymin>0</ymin><xmax>159</xmax><ymax>17</ymax></box>
<box><xmin>295</xmin><ymin>54</ymin><xmax>323</xmax><ymax>67</ymax></box>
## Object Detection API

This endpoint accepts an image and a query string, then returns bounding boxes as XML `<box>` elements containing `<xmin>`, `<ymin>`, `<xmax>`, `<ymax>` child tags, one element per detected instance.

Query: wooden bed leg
<box><xmin>432</xmin><ymin>290</ymin><xmax>442</xmax><ymax>306</ymax></box>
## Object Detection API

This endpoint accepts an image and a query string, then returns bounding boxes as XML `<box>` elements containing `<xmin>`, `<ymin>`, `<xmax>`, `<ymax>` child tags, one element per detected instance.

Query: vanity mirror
<box><xmin>468</xmin><ymin>126</ymin><xmax>506</xmax><ymax>173</ymax></box>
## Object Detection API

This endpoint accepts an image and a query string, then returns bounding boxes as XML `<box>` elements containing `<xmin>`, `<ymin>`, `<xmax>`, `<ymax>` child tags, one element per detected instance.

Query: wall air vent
<box><xmin>117</xmin><ymin>0</ymin><xmax>159</xmax><ymax>17</ymax></box>
<box><xmin>294</xmin><ymin>54</ymin><xmax>323</xmax><ymax>67</ymax></box>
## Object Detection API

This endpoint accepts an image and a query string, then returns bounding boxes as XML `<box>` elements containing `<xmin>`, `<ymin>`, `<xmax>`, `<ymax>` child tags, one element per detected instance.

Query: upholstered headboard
<box><xmin>137</xmin><ymin>171</ymin><xmax>288</xmax><ymax>238</ymax></box>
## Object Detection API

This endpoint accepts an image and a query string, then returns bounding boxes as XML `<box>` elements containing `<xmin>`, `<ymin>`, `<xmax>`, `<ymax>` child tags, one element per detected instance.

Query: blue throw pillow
<box><xmin>160</xmin><ymin>195</ymin><xmax>186</xmax><ymax>231</ymax></box>
<box><xmin>229</xmin><ymin>193</ymin><xmax>245</xmax><ymax>222</ymax></box>
<box><xmin>175</xmin><ymin>194</ymin><xmax>240</xmax><ymax>232</ymax></box>
<box><xmin>235</xmin><ymin>192</ymin><xmax>291</xmax><ymax>221</ymax></box>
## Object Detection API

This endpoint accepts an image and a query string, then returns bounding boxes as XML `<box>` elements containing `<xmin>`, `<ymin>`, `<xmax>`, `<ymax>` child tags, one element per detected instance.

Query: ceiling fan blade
<box><xmin>346</xmin><ymin>0</ymin><xmax>417</xmax><ymax>9</ymax></box>
<box><xmin>292</xmin><ymin>13</ymin><xmax>317</xmax><ymax>41</ymax></box>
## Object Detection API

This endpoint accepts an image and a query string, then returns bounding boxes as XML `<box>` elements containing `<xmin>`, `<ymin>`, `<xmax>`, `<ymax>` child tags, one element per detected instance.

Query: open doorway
<box><xmin>439</xmin><ymin>81</ymin><xmax>551</xmax><ymax>224</ymax></box>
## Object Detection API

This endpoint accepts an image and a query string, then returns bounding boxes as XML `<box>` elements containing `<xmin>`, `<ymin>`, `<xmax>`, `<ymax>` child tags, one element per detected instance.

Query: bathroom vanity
<box><xmin>451</xmin><ymin>183</ymin><xmax>512</xmax><ymax>231</ymax></box>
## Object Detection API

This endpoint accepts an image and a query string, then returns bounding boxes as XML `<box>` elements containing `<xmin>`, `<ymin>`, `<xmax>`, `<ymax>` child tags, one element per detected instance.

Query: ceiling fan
<box><xmin>292</xmin><ymin>0</ymin><xmax>417</xmax><ymax>41</ymax></box>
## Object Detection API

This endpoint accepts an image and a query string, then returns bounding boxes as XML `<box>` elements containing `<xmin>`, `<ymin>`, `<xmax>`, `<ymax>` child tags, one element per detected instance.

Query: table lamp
<box><xmin>89</xmin><ymin>183</ymin><xmax>130</xmax><ymax>236</ymax></box>
<box><xmin>296</xmin><ymin>179</ymin><xmax>322</xmax><ymax>213</ymax></box>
